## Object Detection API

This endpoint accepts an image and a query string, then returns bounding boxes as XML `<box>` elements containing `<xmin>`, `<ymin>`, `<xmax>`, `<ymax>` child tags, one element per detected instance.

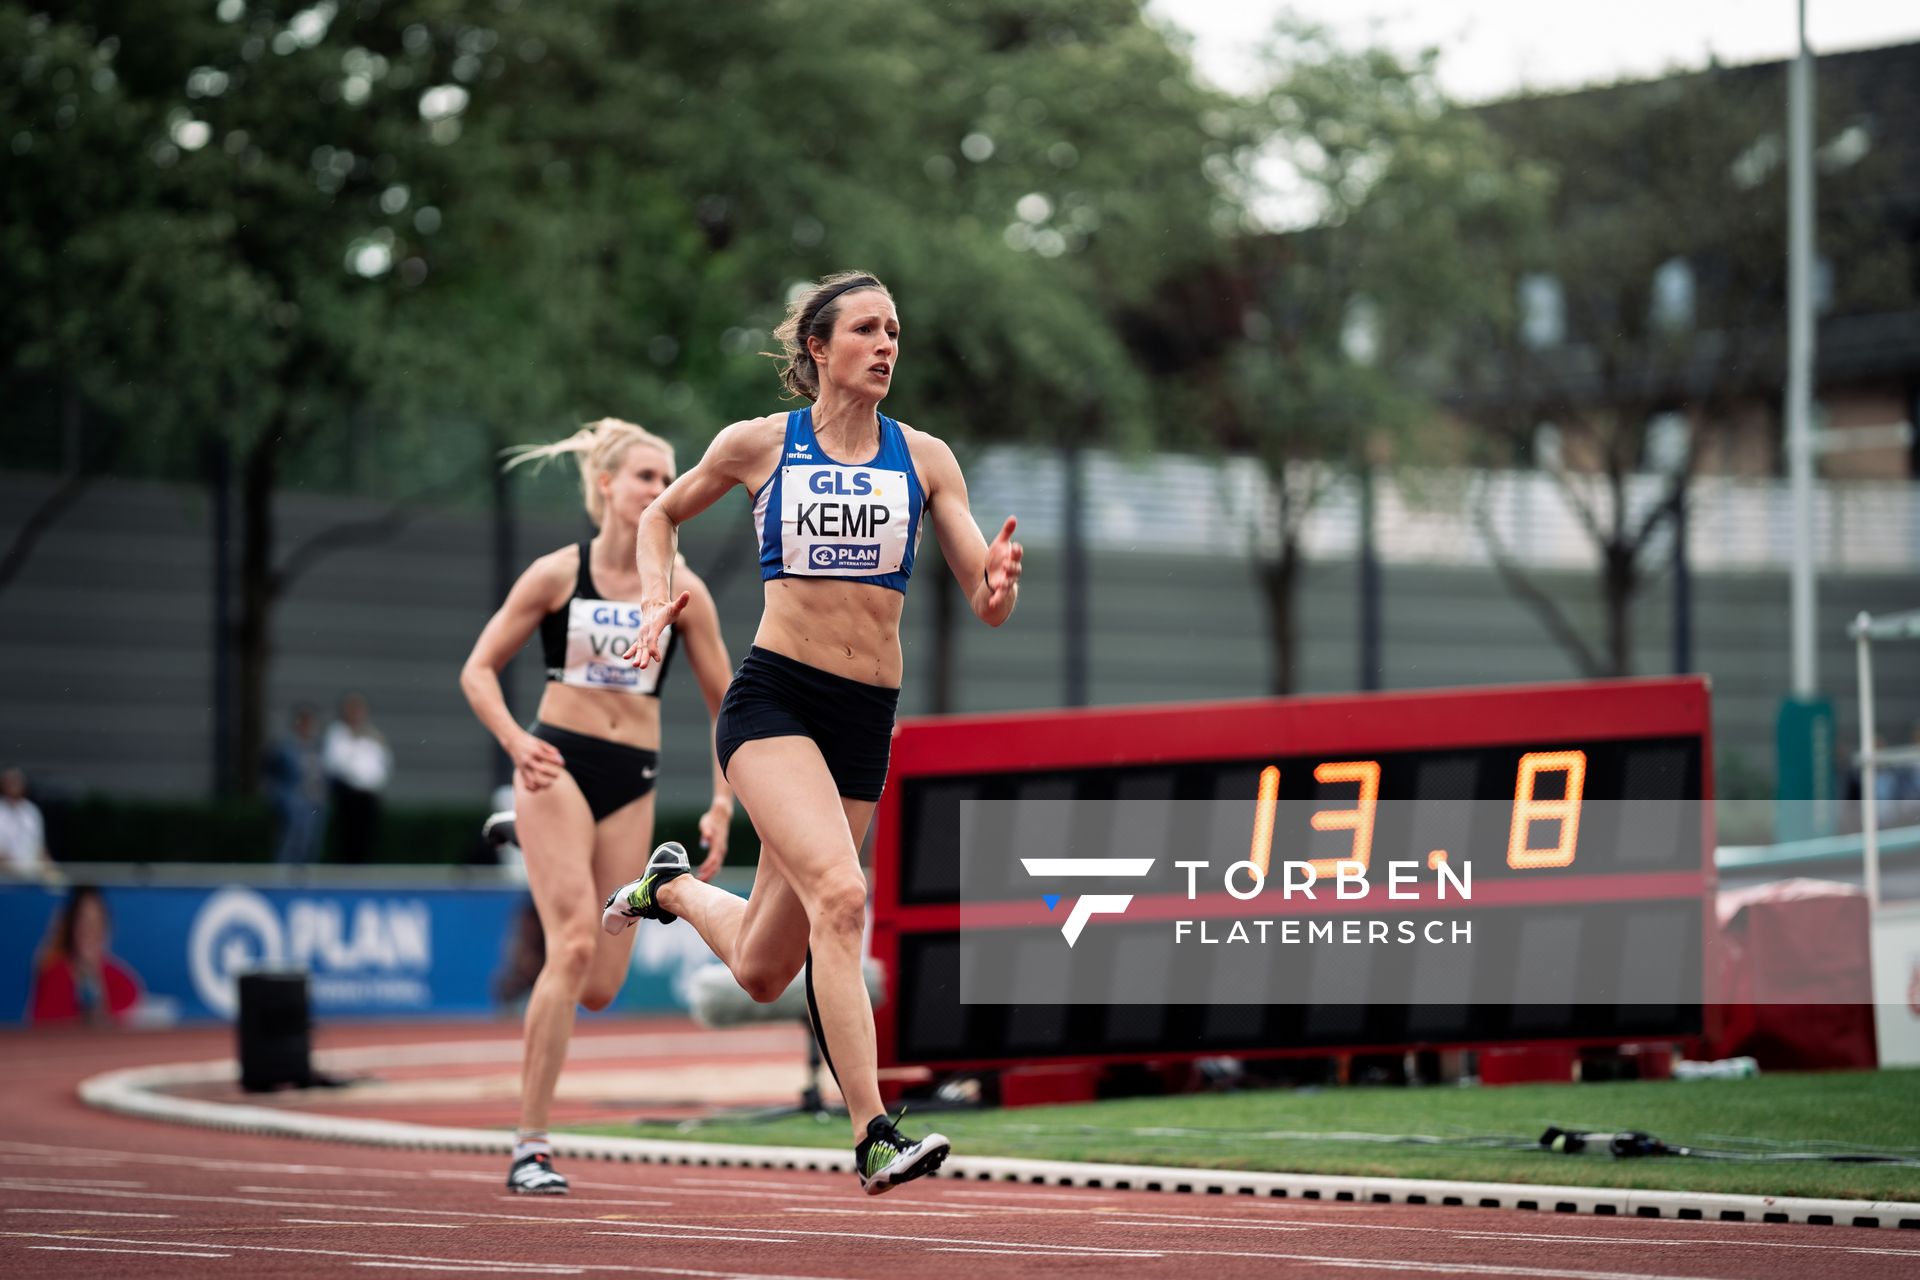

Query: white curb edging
<box><xmin>78</xmin><ymin>1050</ymin><xmax>1920</xmax><ymax>1231</ymax></box>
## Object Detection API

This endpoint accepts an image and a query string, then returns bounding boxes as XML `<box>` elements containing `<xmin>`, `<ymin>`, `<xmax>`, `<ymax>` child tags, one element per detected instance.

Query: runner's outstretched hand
<box><xmin>623</xmin><ymin>591</ymin><xmax>690</xmax><ymax>669</ymax></box>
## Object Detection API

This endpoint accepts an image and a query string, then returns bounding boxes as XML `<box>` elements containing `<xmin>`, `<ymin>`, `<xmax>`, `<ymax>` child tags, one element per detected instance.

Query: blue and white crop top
<box><xmin>538</xmin><ymin>542</ymin><xmax>676</xmax><ymax>696</ymax></box>
<box><xmin>752</xmin><ymin>407</ymin><xmax>926</xmax><ymax>594</ymax></box>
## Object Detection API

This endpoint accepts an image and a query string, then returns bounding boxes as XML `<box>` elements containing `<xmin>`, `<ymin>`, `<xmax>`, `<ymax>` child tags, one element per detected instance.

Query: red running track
<box><xmin>4</xmin><ymin>1023</ymin><xmax>1919</xmax><ymax>1279</ymax></box>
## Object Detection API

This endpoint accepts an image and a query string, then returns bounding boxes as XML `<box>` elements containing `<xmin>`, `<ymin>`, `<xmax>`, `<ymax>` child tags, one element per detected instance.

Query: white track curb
<box><xmin>78</xmin><ymin>1048</ymin><xmax>1920</xmax><ymax>1232</ymax></box>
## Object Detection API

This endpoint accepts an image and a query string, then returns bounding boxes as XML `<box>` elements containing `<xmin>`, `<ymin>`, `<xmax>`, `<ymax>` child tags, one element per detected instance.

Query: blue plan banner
<box><xmin>0</xmin><ymin>880</ymin><xmax>699</xmax><ymax>1025</ymax></box>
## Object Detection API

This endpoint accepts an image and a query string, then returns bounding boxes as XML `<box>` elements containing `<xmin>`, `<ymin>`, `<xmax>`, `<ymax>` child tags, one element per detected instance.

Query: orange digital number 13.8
<box><xmin>1506</xmin><ymin>750</ymin><xmax>1587</xmax><ymax>869</ymax></box>
<box><xmin>1247</xmin><ymin>760</ymin><xmax>1381</xmax><ymax>880</ymax></box>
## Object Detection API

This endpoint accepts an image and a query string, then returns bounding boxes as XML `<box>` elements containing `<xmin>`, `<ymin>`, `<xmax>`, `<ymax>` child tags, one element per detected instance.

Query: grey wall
<box><xmin>2</xmin><ymin>471</ymin><xmax>1915</xmax><ymax>817</ymax></box>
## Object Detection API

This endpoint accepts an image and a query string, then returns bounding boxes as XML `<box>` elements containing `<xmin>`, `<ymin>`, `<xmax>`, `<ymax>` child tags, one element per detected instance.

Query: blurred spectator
<box><xmin>30</xmin><ymin>886</ymin><xmax>144</xmax><ymax>1025</ymax></box>
<box><xmin>324</xmin><ymin>692</ymin><xmax>392</xmax><ymax>864</ymax></box>
<box><xmin>1893</xmin><ymin>721</ymin><xmax>1920</xmax><ymax>824</ymax></box>
<box><xmin>264</xmin><ymin>705</ymin><xmax>328</xmax><ymax>865</ymax></box>
<box><xmin>492</xmin><ymin>897</ymin><xmax>546</xmax><ymax>1012</ymax></box>
<box><xmin>1846</xmin><ymin>731</ymin><xmax>1916</xmax><ymax>831</ymax></box>
<box><xmin>0</xmin><ymin>767</ymin><xmax>54</xmax><ymax>881</ymax></box>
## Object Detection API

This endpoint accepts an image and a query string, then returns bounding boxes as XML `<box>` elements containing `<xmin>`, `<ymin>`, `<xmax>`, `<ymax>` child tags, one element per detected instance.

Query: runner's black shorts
<box><xmin>714</xmin><ymin>646</ymin><xmax>899</xmax><ymax>802</ymax></box>
<box><xmin>529</xmin><ymin>721</ymin><xmax>658</xmax><ymax>822</ymax></box>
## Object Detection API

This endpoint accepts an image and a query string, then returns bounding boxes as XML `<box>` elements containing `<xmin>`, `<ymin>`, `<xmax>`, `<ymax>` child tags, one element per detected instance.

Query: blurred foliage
<box><xmin>385</xmin><ymin>0</ymin><xmax>1245</xmax><ymax>458</ymax></box>
<box><xmin>1454</xmin><ymin>60</ymin><xmax>1914</xmax><ymax>677</ymax></box>
<box><xmin>1158</xmin><ymin>21</ymin><xmax>1550</xmax><ymax>691</ymax></box>
<box><xmin>7</xmin><ymin>1</ymin><xmax>1912</xmax><ymax>786</ymax></box>
<box><xmin>1</xmin><ymin>0</ymin><xmax>1243</xmax><ymax>788</ymax></box>
<box><xmin>3</xmin><ymin>0</ymin><xmax>469</xmax><ymax>488</ymax></box>
<box><xmin>2</xmin><ymin>0</ymin><xmax>1240</xmax><ymax>489</ymax></box>
<box><xmin>1207</xmin><ymin>23</ymin><xmax>1548</xmax><ymax>468</ymax></box>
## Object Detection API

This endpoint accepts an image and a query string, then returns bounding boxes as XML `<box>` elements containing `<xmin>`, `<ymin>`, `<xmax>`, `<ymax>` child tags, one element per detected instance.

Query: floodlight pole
<box><xmin>1786</xmin><ymin>0</ymin><xmax>1817</xmax><ymax>698</ymax></box>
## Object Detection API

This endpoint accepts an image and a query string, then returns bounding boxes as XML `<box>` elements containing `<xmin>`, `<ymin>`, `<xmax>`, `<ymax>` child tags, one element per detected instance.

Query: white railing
<box><xmin>964</xmin><ymin>448</ymin><xmax>1920</xmax><ymax>573</ymax></box>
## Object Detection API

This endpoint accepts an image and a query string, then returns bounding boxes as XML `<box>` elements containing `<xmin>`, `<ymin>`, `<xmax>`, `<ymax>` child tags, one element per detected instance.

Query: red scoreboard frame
<box><xmin>870</xmin><ymin>675</ymin><xmax>1717</xmax><ymax>1072</ymax></box>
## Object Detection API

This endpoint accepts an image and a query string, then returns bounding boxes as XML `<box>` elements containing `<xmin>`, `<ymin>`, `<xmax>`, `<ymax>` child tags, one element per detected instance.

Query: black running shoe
<box><xmin>601</xmin><ymin>842</ymin><xmax>691</xmax><ymax>933</ymax></box>
<box><xmin>506</xmin><ymin>1151</ymin><xmax>569</xmax><ymax>1195</ymax></box>
<box><xmin>855</xmin><ymin>1110</ymin><xmax>950</xmax><ymax>1196</ymax></box>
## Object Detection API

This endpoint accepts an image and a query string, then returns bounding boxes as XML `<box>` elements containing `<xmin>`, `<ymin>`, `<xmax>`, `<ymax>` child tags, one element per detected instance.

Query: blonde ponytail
<box><xmin>502</xmin><ymin>418</ymin><xmax>676</xmax><ymax>526</ymax></box>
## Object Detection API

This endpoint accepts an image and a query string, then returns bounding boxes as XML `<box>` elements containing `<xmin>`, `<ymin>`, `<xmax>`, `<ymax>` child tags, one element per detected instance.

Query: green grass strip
<box><xmin>575</xmin><ymin>1068</ymin><xmax>1920</xmax><ymax>1202</ymax></box>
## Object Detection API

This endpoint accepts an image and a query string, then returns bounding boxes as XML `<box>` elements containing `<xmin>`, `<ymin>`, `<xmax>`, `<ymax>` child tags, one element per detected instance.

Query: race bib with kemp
<box><xmin>754</xmin><ymin>408</ymin><xmax>926</xmax><ymax>594</ymax></box>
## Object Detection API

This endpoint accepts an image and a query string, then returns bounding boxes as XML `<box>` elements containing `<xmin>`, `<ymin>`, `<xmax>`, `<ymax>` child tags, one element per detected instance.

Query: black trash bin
<box><xmin>237</xmin><ymin>970</ymin><xmax>313</xmax><ymax>1092</ymax></box>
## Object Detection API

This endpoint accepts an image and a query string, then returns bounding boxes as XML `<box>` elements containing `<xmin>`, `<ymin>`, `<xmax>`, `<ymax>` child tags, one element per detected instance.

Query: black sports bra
<box><xmin>538</xmin><ymin>542</ymin><xmax>677</xmax><ymax>697</ymax></box>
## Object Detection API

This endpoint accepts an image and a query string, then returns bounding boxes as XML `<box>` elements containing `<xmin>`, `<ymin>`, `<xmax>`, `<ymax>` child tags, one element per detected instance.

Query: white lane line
<box><xmin>0</xmin><ymin>1139</ymin><xmax>423</xmax><ymax>1179</ymax></box>
<box><xmin>32</xmin><ymin>1222</ymin><xmax>1726</xmax><ymax>1280</ymax></box>
<box><xmin>938</xmin><ymin>1188</ymin><xmax>1122</xmax><ymax>1204</ymax></box>
<box><xmin>1100</xmin><ymin>1207</ymin><xmax>1393</xmax><ymax>1224</ymax></box>
<box><xmin>576</xmin><ymin>1222</ymin><xmax>796</xmax><ymax>1239</ymax></box>
<box><xmin>1104</xmin><ymin>1219</ymin><xmax>1308</xmax><ymax>1233</ymax></box>
<box><xmin>590</xmin><ymin>1224</ymin><xmax>1174</xmax><ymax>1257</ymax></box>
<box><xmin>18</xmin><ymin>1174</ymin><xmax>1904</xmax><ymax>1258</ymax></box>
<box><xmin>1452</xmin><ymin>1231</ymin><xmax>1689</xmax><ymax>1247</ymax></box>
<box><xmin>0</xmin><ymin>1179</ymin><xmax>682</xmax><ymax>1225</ymax></box>
<box><xmin>6</xmin><ymin>1207</ymin><xmax>174</xmax><ymax>1219</ymax></box>
<box><xmin>672</xmin><ymin>1177</ymin><xmax>831</xmax><ymax>1192</ymax></box>
<box><xmin>0</xmin><ymin>1138</ymin><xmax>690</xmax><ymax>1199</ymax></box>
<box><xmin>619</xmin><ymin>1271</ymin><xmax>850</xmax><ymax>1280</ymax></box>
<box><xmin>354</xmin><ymin>1266</ymin><xmax>579</xmax><ymax>1276</ymax></box>
<box><xmin>1448</xmin><ymin>1231</ymin><xmax>1920</xmax><ymax>1259</ymax></box>
<box><xmin>910</xmin><ymin>1203</ymin><xmax>1089</xmax><ymax>1216</ymax></box>
<box><xmin>493</xmin><ymin>1197</ymin><xmax>675</xmax><ymax>1208</ymax></box>
<box><xmin>932</xmin><ymin>1247</ymin><xmax>1163</xmax><ymax>1258</ymax></box>
<box><xmin>574</xmin><ymin>1184</ymin><xmax>902</xmax><ymax>1208</ymax></box>
<box><xmin>427</xmin><ymin>1170</ymin><xmax>517</xmax><ymax>1182</ymax></box>
<box><xmin>1</xmin><ymin>1231</ymin><xmax>620</xmax><ymax>1274</ymax></box>
<box><xmin>0</xmin><ymin>1176</ymin><xmax>147</xmax><ymax>1187</ymax></box>
<box><xmin>0</xmin><ymin>1178</ymin><xmax>850</xmax><ymax>1249</ymax></box>
<box><xmin>783</xmin><ymin>1207</ymin><xmax>978</xmax><ymax>1219</ymax></box>
<box><xmin>585</xmin><ymin>1231</ymin><xmax>802</xmax><ymax>1245</ymax></box>
<box><xmin>285</xmin><ymin>1218</ymin><xmax>466</xmax><ymax>1229</ymax></box>
<box><xmin>241</xmin><ymin>1185</ymin><xmax>396</xmax><ymax>1197</ymax></box>
<box><xmin>1152</xmin><ymin>1254</ymin><xmax>1732</xmax><ymax>1279</ymax></box>
<box><xmin>29</xmin><ymin>1245</ymin><xmax>231</xmax><ymax>1258</ymax></box>
<box><xmin>1100</xmin><ymin>1206</ymin><xmax>1920</xmax><ymax>1257</ymax></box>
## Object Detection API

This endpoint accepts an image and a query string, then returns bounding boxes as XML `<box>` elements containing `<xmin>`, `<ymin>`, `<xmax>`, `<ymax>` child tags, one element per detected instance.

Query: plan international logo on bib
<box><xmin>810</xmin><ymin>543</ymin><xmax>883</xmax><ymax>571</ymax></box>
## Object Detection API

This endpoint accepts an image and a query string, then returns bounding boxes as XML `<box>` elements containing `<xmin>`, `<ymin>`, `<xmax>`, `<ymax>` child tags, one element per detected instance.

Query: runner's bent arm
<box><xmin>629</xmin><ymin>418</ymin><xmax>771</xmax><ymax>667</ymax></box>
<box><xmin>458</xmin><ymin>551</ymin><xmax>571</xmax><ymax>789</ymax></box>
<box><xmin>918</xmin><ymin>435</ymin><xmax>1023</xmax><ymax>627</ymax></box>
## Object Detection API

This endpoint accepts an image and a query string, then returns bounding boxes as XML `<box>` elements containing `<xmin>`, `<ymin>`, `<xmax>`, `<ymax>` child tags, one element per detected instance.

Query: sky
<box><xmin>1150</xmin><ymin>0</ymin><xmax>1920</xmax><ymax>102</ymax></box>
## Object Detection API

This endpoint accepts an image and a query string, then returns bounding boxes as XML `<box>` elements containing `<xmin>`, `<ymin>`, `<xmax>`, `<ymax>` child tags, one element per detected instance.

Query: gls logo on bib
<box><xmin>559</xmin><ymin>599</ymin><xmax>665</xmax><ymax>693</ymax></box>
<box><xmin>780</xmin><ymin>465</ymin><xmax>908</xmax><ymax>577</ymax></box>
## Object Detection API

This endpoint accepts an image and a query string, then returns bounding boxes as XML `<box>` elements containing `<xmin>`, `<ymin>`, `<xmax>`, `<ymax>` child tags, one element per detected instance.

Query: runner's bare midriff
<box><xmin>753</xmin><ymin>576</ymin><xmax>906</xmax><ymax>688</ymax></box>
<box><xmin>535</xmin><ymin>679</ymin><xmax>665</xmax><ymax>749</ymax></box>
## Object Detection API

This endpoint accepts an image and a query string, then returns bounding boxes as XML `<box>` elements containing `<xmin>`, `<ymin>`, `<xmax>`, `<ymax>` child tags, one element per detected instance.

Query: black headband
<box><xmin>797</xmin><ymin>277</ymin><xmax>882</xmax><ymax>351</ymax></box>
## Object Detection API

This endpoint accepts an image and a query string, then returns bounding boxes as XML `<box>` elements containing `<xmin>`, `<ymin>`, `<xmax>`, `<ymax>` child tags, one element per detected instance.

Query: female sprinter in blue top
<box><xmin>459</xmin><ymin>420</ymin><xmax>736</xmax><ymax>1195</ymax></box>
<box><xmin>603</xmin><ymin>271</ymin><xmax>1023</xmax><ymax>1194</ymax></box>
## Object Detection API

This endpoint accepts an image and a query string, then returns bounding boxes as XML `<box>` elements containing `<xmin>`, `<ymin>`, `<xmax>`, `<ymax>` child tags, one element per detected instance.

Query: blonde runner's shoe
<box><xmin>506</xmin><ymin>1151</ymin><xmax>568</xmax><ymax>1195</ymax></box>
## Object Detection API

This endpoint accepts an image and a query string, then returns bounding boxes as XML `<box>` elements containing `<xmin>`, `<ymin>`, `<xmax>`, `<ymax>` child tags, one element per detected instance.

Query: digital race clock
<box><xmin>870</xmin><ymin>676</ymin><xmax>1714</xmax><ymax>1071</ymax></box>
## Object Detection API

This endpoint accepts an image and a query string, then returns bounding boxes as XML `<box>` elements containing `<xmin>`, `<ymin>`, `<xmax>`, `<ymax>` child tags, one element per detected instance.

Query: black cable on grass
<box><xmin>1003</xmin><ymin>1122</ymin><xmax>1920</xmax><ymax>1165</ymax></box>
<box><xmin>1540</xmin><ymin>1126</ymin><xmax>1920</xmax><ymax>1165</ymax></box>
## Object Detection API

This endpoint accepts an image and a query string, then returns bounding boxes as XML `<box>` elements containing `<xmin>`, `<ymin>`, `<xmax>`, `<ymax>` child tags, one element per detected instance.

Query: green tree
<box><xmin>3</xmin><ymin>0</ymin><xmax>525</xmax><ymax>788</ymax></box>
<box><xmin>1453</xmin><ymin>60</ymin><xmax>1911</xmax><ymax>677</ymax></box>
<box><xmin>5</xmin><ymin>0</ymin><xmax>1243</xmax><ymax>787</ymax></box>
<box><xmin>1174</xmin><ymin>24</ymin><xmax>1546</xmax><ymax>693</ymax></box>
<box><xmin>402</xmin><ymin>0</ymin><xmax>1242</xmax><ymax>706</ymax></box>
